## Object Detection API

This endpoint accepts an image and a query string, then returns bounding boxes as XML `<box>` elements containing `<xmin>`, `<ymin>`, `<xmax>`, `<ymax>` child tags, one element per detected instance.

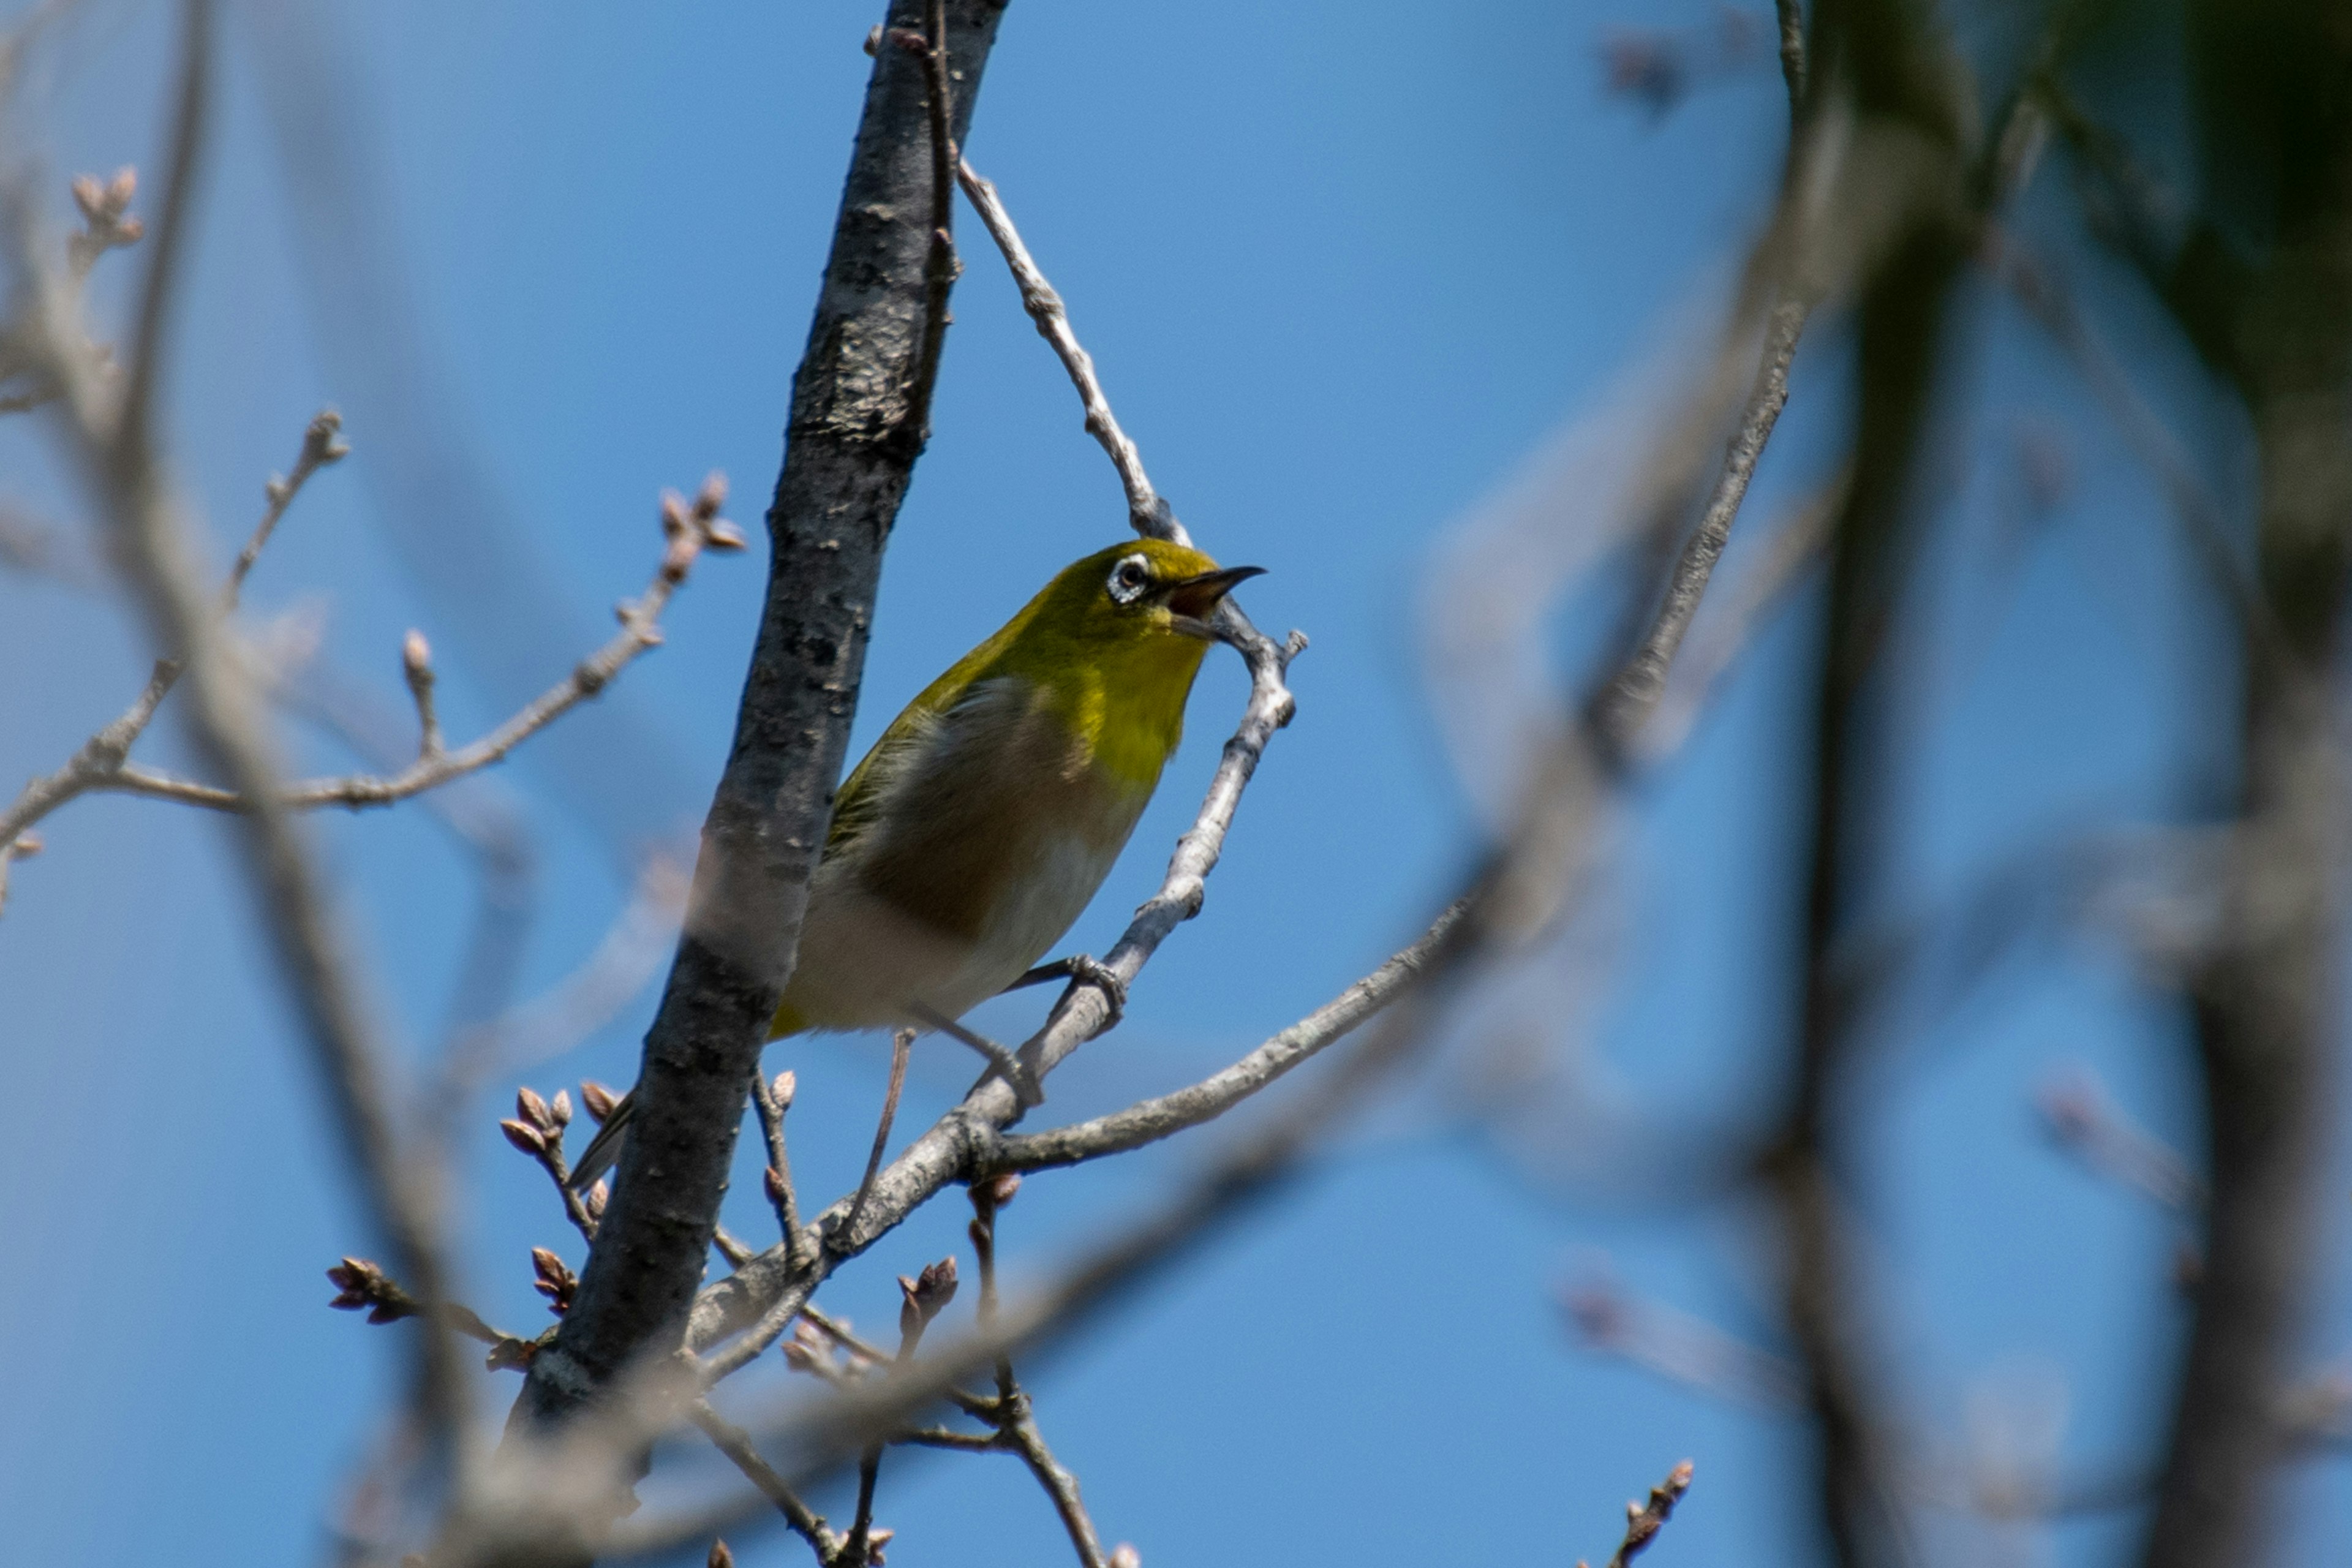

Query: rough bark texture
<box><xmin>2140</xmin><ymin>6</ymin><xmax>2352</xmax><ymax>1562</ymax></box>
<box><xmin>513</xmin><ymin>0</ymin><xmax>1007</xmax><ymax>1433</ymax></box>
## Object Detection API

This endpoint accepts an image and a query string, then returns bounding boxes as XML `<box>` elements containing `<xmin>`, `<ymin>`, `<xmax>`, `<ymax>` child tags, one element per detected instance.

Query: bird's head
<box><xmin>1030</xmin><ymin>538</ymin><xmax>1265</xmax><ymax>652</ymax></box>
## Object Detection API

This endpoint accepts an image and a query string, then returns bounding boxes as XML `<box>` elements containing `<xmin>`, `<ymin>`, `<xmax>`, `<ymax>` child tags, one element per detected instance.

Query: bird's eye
<box><xmin>1106</xmin><ymin>554</ymin><xmax>1152</xmax><ymax>605</ymax></box>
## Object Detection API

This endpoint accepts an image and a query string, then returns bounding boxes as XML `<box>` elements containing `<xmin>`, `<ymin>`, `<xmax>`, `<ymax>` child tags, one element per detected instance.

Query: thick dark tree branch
<box><xmin>2136</xmin><ymin>8</ymin><xmax>2352</xmax><ymax>1563</ymax></box>
<box><xmin>503</xmin><ymin>0</ymin><xmax>1008</xmax><ymax>1477</ymax></box>
<box><xmin>1760</xmin><ymin>4</ymin><xmax>1975</xmax><ymax>1566</ymax></box>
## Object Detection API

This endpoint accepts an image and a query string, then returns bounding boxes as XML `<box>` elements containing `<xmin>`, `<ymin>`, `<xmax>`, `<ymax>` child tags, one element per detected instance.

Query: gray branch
<box><xmin>503</xmin><ymin>0</ymin><xmax>1008</xmax><ymax>1462</ymax></box>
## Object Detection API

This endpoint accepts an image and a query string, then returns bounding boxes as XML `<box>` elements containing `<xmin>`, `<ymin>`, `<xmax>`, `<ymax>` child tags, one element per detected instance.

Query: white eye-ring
<box><xmin>1106</xmin><ymin>553</ymin><xmax>1152</xmax><ymax>605</ymax></box>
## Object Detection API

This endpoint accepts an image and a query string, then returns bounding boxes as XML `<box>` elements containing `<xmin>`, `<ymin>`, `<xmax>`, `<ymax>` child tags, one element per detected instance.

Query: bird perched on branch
<box><xmin>568</xmin><ymin>538</ymin><xmax>1262</xmax><ymax>1188</ymax></box>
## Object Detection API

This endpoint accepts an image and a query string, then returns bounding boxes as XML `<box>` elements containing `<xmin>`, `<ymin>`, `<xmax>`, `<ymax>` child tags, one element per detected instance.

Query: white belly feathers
<box><xmin>777</xmin><ymin>676</ymin><xmax>1153</xmax><ymax>1031</ymax></box>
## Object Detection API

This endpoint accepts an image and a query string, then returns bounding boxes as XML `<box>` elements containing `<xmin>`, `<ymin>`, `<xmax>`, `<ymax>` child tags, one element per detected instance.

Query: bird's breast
<box><xmin>831</xmin><ymin>674</ymin><xmax>1153</xmax><ymax>952</ymax></box>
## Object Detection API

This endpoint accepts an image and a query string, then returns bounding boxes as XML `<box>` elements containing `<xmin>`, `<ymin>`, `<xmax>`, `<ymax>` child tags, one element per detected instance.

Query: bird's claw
<box><xmin>1061</xmin><ymin>952</ymin><xmax>1126</xmax><ymax>1025</ymax></box>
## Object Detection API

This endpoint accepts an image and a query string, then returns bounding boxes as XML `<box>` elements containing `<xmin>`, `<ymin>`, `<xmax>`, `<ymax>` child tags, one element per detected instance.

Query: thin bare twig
<box><xmin>1561</xmin><ymin>1273</ymin><xmax>1804</xmax><ymax>1409</ymax></box>
<box><xmin>753</xmin><ymin>1068</ymin><xmax>804</xmax><ymax>1253</ymax></box>
<box><xmin>842</xmin><ymin>1028</ymin><xmax>916</xmax><ymax>1251</ymax></box>
<box><xmin>1636</xmin><ymin>475</ymin><xmax>1842</xmax><ymax>763</ymax></box>
<box><xmin>224</xmin><ymin>407</ymin><xmax>346</xmax><ymax>607</ymax></box>
<box><xmin>500</xmin><ymin>1087</ymin><xmax>599</xmax><ymax>1244</ymax></box>
<box><xmin>2035</xmin><ymin>1069</ymin><xmax>2205</xmax><ymax>1215</ymax></box>
<box><xmin>0</xmin><ymin>405</ymin><xmax>348</xmax><ymax>895</ymax></box>
<box><xmin>1580</xmin><ymin>1461</ymin><xmax>1695</xmax><ymax>1568</ymax></box>
<box><xmin>966</xmin><ymin>1180</ymin><xmax>1110</xmax><ymax>1568</ymax></box>
<box><xmin>92</xmin><ymin>477</ymin><xmax>742</xmax><ymax>816</ymax></box>
<box><xmin>689</xmin><ymin>1400</ymin><xmax>844</xmax><ymax>1565</ymax></box>
<box><xmin>991</xmin><ymin>903</ymin><xmax>1461</xmax><ymax>1171</ymax></box>
<box><xmin>956</xmin><ymin>157</ymin><xmax>1188</xmax><ymax>546</ymax></box>
<box><xmin>1588</xmin><ymin>288</ymin><xmax>1811</xmax><ymax>759</ymax></box>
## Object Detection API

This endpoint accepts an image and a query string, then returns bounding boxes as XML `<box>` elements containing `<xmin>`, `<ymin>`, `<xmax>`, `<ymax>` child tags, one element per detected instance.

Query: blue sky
<box><xmin>2</xmin><ymin>2</ymin><xmax>2346</xmax><ymax>1565</ymax></box>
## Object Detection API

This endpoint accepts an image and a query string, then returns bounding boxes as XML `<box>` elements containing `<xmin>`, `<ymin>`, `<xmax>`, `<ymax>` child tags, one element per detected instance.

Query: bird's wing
<box><xmin>824</xmin><ymin>610</ymin><xmax>1032</xmax><ymax>856</ymax></box>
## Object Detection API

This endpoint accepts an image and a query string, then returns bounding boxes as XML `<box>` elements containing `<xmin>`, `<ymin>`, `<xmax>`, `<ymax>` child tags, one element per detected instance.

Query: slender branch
<box><xmin>993</xmin><ymin>903</ymin><xmax>1461</xmax><ymax>1171</ymax></box>
<box><xmin>753</xmin><ymin>1068</ymin><xmax>804</xmax><ymax>1252</ymax></box>
<box><xmin>957</xmin><ymin>158</ymin><xmax>1189</xmax><ymax>546</ymax></box>
<box><xmin>326</xmin><ymin>1257</ymin><xmax>541</xmax><ymax>1371</ymax></box>
<box><xmin>995</xmin><ymin>1401</ymin><xmax>1110</xmax><ymax>1568</ymax></box>
<box><xmin>842</xmin><ymin>1028</ymin><xmax>916</xmax><ymax>1249</ymax></box>
<box><xmin>224</xmin><ymin>407</ymin><xmax>346</xmax><ymax>608</ymax></box>
<box><xmin>501</xmin><ymin>1088</ymin><xmax>600</xmax><ymax>1244</ymax></box>
<box><xmin>439</xmin><ymin>853</ymin><xmax>687</xmax><ymax>1093</ymax></box>
<box><xmin>0</xmin><ymin>405</ymin><xmax>350</xmax><ymax>884</ymax></box>
<box><xmin>1587</xmin><ymin>291</ymin><xmax>1809</xmax><ymax>759</ymax></box>
<box><xmin>1580</xmin><ymin>1461</ymin><xmax>1695</xmax><ymax>1568</ymax></box>
<box><xmin>2036</xmin><ymin>1069</ymin><xmax>2205</xmax><ymax>1216</ymax></box>
<box><xmin>688</xmin><ymin>1400</ymin><xmax>843</xmax><ymax>1566</ymax></box>
<box><xmin>1635</xmin><ymin>475</ymin><xmax>1842</xmax><ymax>763</ymax></box>
<box><xmin>966</xmin><ymin>1182</ymin><xmax>1109</xmax><ymax>1568</ymax></box>
<box><xmin>92</xmin><ymin>479</ymin><xmax>741</xmax><ymax>816</ymax></box>
<box><xmin>1562</xmin><ymin>1273</ymin><xmax>1804</xmax><ymax>1409</ymax></box>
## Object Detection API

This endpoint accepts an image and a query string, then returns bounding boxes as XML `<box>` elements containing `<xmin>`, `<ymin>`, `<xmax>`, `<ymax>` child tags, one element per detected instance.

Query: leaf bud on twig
<box><xmin>499</xmin><ymin>1118</ymin><xmax>549</xmax><ymax>1158</ymax></box>
<box><xmin>579</xmin><ymin>1080</ymin><xmax>620</xmax><ymax>1124</ymax></box>
<box><xmin>516</xmin><ymin>1086</ymin><xmax>554</xmax><ymax>1132</ymax></box>
<box><xmin>693</xmin><ymin>472</ymin><xmax>728</xmax><ymax>522</ymax></box>
<box><xmin>707</xmin><ymin>1540</ymin><xmax>733</xmax><ymax>1568</ymax></box>
<box><xmin>530</xmin><ymin>1246</ymin><xmax>578</xmax><ymax>1313</ymax></box>
<box><xmin>898</xmin><ymin>1256</ymin><xmax>959</xmax><ymax>1340</ymax></box>
<box><xmin>326</xmin><ymin>1257</ymin><xmax>417</xmax><ymax>1324</ymax></box>
<box><xmin>303</xmin><ymin>408</ymin><xmax>350</xmax><ymax>466</ymax></box>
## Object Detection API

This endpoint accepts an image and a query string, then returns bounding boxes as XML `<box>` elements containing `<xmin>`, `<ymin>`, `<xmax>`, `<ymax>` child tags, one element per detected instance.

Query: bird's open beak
<box><xmin>1157</xmin><ymin>565</ymin><xmax>1265</xmax><ymax>635</ymax></box>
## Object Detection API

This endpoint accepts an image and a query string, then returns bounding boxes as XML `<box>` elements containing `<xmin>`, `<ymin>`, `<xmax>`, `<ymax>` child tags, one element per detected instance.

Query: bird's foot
<box><xmin>1060</xmin><ymin>952</ymin><xmax>1126</xmax><ymax>1027</ymax></box>
<box><xmin>1003</xmin><ymin>952</ymin><xmax>1127</xmax><ymax>1028</ymax></box>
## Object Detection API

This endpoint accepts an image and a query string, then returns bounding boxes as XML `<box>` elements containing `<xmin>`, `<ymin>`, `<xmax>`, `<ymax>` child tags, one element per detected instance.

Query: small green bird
<box><xmin>569</xmin><ymin>538</ymin><xmax>1262</xmax><ymax>1186</ymax></box>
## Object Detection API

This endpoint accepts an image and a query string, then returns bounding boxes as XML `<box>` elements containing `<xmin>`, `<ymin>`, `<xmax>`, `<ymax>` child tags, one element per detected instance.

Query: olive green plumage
<box><xmin>567</xmin><ymin>537</ymin><xmax>1259</xmax><ymax>1188</ymax></box>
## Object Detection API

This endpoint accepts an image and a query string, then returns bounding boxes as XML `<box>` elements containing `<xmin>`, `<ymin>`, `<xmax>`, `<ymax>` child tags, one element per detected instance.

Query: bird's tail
<box><xmin>566</xmin><ymin>1088</ymin><xmax>635</xmax><ymax>1190</ymax></box>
